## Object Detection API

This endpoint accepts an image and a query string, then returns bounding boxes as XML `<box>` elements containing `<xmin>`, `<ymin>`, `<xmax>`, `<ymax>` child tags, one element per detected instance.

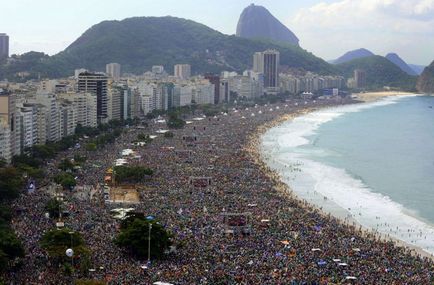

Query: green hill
<box><xmin>337</xmin><ymin>55</ymin><xmax>417</xmax><ymax>90</ymax></box>
<box><xmin>0</xmin><ymin>16</ymin><xmax>335</xmax><ymax>81</ymax></box>
<box><xmin>416</xmin><ymin>60</ymin><xmax>434</xmax><ymax>94</ymax></box>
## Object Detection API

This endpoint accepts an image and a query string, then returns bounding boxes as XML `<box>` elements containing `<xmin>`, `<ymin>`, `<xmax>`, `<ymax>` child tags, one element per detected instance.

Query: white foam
<box><xmin>261</xmin><ymin>95</ymin><xmax>434</xmax><ymax>255</ymax></box>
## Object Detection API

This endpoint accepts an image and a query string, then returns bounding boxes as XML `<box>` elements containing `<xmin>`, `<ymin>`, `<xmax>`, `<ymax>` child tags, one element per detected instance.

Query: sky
<box><xmin>1</xmin><ymin>0</ymin><xmax>433</xmax><ymax>65</ymax></box>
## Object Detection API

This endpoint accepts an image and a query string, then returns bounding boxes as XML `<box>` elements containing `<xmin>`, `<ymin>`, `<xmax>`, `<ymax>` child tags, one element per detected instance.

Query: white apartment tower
<box><xmin>174</xmin><ymin>64</ymin><xmax>191</xmax><ymax>80</ymax></box>
<box><xmin>106</xmin><ymin>63</ymin><xmax>121</xmax><ymax>80</ymax></box>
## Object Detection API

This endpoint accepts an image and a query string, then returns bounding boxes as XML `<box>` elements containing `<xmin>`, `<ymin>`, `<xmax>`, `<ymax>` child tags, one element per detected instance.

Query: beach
<box><xmin>6</xmin><ymin>97</ymin><xmax>433</xmax><ymax>284</ymax></box>
<box><xmin>352</xmin><ymin>90</ymin><xmax>417</xmax><ymax>102</ymax></box>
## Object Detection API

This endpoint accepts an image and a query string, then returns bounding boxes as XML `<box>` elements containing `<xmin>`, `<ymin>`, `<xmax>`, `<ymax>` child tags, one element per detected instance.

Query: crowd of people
<box><xmin>6</xmin><ymin>97</ymin><xmax>434</xmax><ymax>284</ymax></box>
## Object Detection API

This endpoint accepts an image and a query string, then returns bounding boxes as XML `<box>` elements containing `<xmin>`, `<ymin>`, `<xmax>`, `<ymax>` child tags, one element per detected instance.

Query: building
<box><xmin>192</xmin><ymin>82</ymin><xmax>214</xmax><ymax>105</ymax></box>
<box><xmin>172</xmin><ymin>85</ymin><xmax>193</xmax><ymax>107</ymax></box>
<box><xmin>0</xmin><ymin>92</ymin><xmax>17</xmax><ymax>155</ymax></box>
<box><xmin>253</xmin><ymin>50</ymin><xmax>280</xmax><ymax>95</ymax></box>
<box><xmin>219</xmin><ymin>79</ymin><xmax>231</xmax><ymax>103</ymax></box>
<box><xmin>204</xmin><ymin>74</ymin><xmax>220</xmax><ymax>104</ymax></box>
<box><xmin>174</xmin><ymin>64</ymin><xmax>191</xmax><ymax>80</ymax></box>
<box><xmin>0</xmin><ymin>33</ymin><xmax>9</xmax><ymax>59</ymax></box>
<box><xmin>0</xmin><ymin>118</ymin><xmax>11</xmax><ymax>163</ymax></box>
<box><xmin>106</xmin><ymin>63</ymin><xmax>121</xmax><ymax>80</ymax></box>
<box><xmin>17</xmin><ymin>105</ymin><xmax>37</xmax><ymax>152</ymax></box>
<box><xmin>78</xmin><ymin>72</ymin><xmax>108</xmax><ymax>124</ymax></box>
<box><xmin>35</xmin><ymin>93</ymin><xmax>61</xmax><ymax>142</ymax></box>
<box><xmin>58</xmin><ymin>92</ymin><xmax>97</xmax><ymax>128</ymax></box>
<box><xmin>354</xmin><ymin>69</ymin><xmax>367</xmax><ymax>89</ymax></box>
<box><xmin>152</xmin><ymin>65</ymin><xmax>165</xmax><ymax>74</ymax></box>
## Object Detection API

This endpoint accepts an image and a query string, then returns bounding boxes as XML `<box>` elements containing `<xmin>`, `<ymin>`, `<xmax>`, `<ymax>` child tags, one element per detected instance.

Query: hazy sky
<box><xmin>1</xmin><ymin>0</ymin><xmax>433</xmax><ymax>65</ymax></box>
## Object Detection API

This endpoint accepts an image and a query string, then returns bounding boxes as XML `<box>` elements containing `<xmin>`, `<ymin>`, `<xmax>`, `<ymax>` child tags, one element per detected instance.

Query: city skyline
<box><xmin>1</xmin><ymin>0</ymin><xmax>433</xmax><ymax>65</ymax></box>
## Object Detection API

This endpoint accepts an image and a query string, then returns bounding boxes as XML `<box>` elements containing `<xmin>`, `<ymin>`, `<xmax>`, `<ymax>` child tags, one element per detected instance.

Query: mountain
<box><xmin>385</xmin><ymin>53</ymin><xmax>417</xmax><ymax>76</ymax></box>
<box><xmin>408</xmin><ymin>64</ymin><xmax>425</xmax><ymax>75</ymax></box>
<box><xmin>236</xmin><ymin>4</ymin><xmax>299</xmax><ymax>46</ymax></box>
<box><xmin>0</xmin><ymin>16</ymin><xmax>334</xmax><ymax>81</ymax></box>
<box><xmin>416</xmin><ymin>61</ymin><xmax>434</xmax><ymax>93</ymax></box>
<box><xmin>332</xmin><ymin>48</ymin><xmax>375</xmax><ymax>65</ymax></box>
<box><xmin>337</xmin><ymin>55</ymin><xmax>417</xmax><ymax>90</ymax></box>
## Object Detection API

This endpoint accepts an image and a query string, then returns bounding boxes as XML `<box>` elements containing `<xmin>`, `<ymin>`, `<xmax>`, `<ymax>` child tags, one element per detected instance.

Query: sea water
<box><xmin>261</xmin><ymin>95</ymin><xmax>434</xmax><ymax>255</ymax></box>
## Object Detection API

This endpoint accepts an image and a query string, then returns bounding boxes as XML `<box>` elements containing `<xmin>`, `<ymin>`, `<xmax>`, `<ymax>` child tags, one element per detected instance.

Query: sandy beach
<box><xmin>352</xmin><ymin>91</ymin><xmax>418</xmax><ymax>102</ymax></box>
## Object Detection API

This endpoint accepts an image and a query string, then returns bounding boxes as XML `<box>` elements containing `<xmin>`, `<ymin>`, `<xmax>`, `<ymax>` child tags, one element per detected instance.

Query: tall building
<box><xmin>253</xmin><ymin>49</ymin><xmax>280</xmax><ymax>95</ymax></box>
<box><xmin>354</xmin><ymin>69</ymin><xmax>367</xmax><ymax>89</ymax></box>
<box><xmin>174</xmin><ymin>64</ymin><xmax>191</xmax><ymax>80</ymax></box>
<box><xmin>0</xmin><ymin>92</ymin><xmax>17</xmax><ymax>156</ymax></box>
<box><xmin>0</xmin><ymin>118</ymin><xmax>11</xmax><ymax>163</ymax></box>
<box><xmin>58</xmin><ymin>92</ymin><xmax>97</xmax><ymax>128</ymax></box>
<box><xmin>0</xmin><ymin>34</ymin><xmax>9</xmax><ymax>59</ymax></box>
<box><xmin>78</xmin><ymin>72</ymin><xmax>108</xmax><ymax>124</ymax></box>
<box><xmin>204</xmin><ymin>74</ymin><xmax>220</xmax><ymax>104</ymax></box>
<box><xmin>106</xmin><ymin>63</ymin><xmax>121</xmax><ymax>80</ymax></box>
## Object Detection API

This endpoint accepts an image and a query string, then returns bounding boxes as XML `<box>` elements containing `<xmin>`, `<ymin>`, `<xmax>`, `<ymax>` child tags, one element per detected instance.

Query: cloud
<box><xmin>289</xmin><ymin>0</ymin><xmax>434</xmax><ymax>64</ymax></box>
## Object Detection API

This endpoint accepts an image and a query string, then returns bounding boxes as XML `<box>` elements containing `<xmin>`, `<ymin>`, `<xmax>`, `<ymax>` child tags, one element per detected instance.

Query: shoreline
<box><xmin>245</xmin><ymin>101</ymin><xmax>434</xmax><ymax>261</ymax></box>
<box><xmin>352</xmin><ymin>91</ymin><xmax>419</xmax><ymax>102</ymax></box>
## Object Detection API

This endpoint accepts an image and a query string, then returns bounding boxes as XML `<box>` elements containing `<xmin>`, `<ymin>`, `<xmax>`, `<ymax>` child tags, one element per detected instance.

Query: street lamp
<box><xmin>147</xmin><ymin>223</ymin><xmax>152</xmax><ymax>265</ymax></box>
<box><xmin>68</xmin><ymin>231</ymin><xmax>74</xmax><ymax>268</ymax></box>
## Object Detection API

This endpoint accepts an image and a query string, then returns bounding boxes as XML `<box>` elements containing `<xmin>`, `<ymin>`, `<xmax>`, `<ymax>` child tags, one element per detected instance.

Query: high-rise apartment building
<box><xmin>78</xmin><ymin>72</ymin><xmax>108</xmax><ymax>124</ymax></box>
<box><xmin>58</xmin><ymin>92</ymin><xmax>97</xmax><ymax>128</ymax></box>
<box><xmin>0</xmin><ymin>92</ymin><xmax>17</xmax><ymax>156</ymax></box>
<box><xmin>354</xmin><ymin>69</ymin><xmax>367</xmax><ymax>89</ymax></box>
<box><xmin>253</xmin><ymin>49</ymin><xmax>280</xmax><ymax>95</ymax></box>
<box><xmin>204</xmin><ymin>74</ymin><xmax>220</xmax><ymax>104</ymax></box>
<box><xmin>0</xmin><ymin>118</ymin><xmax>11</xmax><ymax>163</ymax></box>
<box><xmin>106</xmin><ymin>63</ymin><xmax>121</xmax><ymax>80</ymax></box>
<box><xmin>0</xmin><ymin>34</ymin><xmax>9</xmax><ymax>59</ymax></box>
<box><xmin>174</xmin><ymin>64</ymin><xmax>191</xmax><ymax>80</ymax></box>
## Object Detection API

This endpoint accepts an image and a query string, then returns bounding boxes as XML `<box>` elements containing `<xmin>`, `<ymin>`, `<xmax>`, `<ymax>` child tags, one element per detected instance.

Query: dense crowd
<box><xmin>6</xmin><ymin>97</ymin><xmax>434</xmax><ymax>284</ymax></box>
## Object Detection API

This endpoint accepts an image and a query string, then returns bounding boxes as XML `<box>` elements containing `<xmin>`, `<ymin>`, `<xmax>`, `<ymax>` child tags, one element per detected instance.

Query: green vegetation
<box><xmin>54</xmin><ymin>172</ymin><xmax>77</xmax><ymax>190</ymax></box>
<box><xmin>115</xmin><ymin>216</ymin><xmax>172</xmax><ymax>259</ymax></box>
<box><xmin>0</xmin><ymin>227</ymin><xmax>24</xmax><ymax>272</ymax></box>
<box><xmin>45</xmin><ymin>198</ymin><xmax>63</xmax><ymax>219</ymax></box>
<box><xmin>58</xmin><ymin>158</ymin><xmax>75</xmax><ymax>171</ymax></box>
<box><xmin>40</xmin><ymin>228</ymin><xmax>88</xmax><ymax>260</ymax></box>
<box><xmin>0</xmin><ymin>167</ymin><xmax>24</xmax><ymax>200</ymax></box>
<box><xmin>137</xmin><ymin>133</ymin><xmax>153</xmax><ymax>143</ymax></box>
<box><xmin>337</xmin><ymin>55</ymin><xmax>417</xmax><ymax>91</ymax></box>
<box><xmin>167</xmin><ymin>114</ymin><xmax>186</xmax><ymax>129</ymax></box>
<box><xmin>164</xmin><ymin>131</ymin><xmax>174</xmax><ymax>138</ymax></box>
<box><xmin>0</xmin><ymin>17</ymin><xmax>336</xmax><ymax>81</ymax></box>
<box><xmin>416</xmin><ymin>60</ymin><xmax>434</xmax><ymax>93</ymax></box>
<box><xmin>113</xmin><ymin>166</ymin><xmax>153</xmax><ymax>184</ymax></box>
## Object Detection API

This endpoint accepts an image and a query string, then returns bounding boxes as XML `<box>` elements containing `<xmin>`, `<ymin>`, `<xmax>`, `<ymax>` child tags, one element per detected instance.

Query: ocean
<box><xmin>261</xmin><ymin>95</ymin><xmax>434</xmax><ymax>255</ymax></box>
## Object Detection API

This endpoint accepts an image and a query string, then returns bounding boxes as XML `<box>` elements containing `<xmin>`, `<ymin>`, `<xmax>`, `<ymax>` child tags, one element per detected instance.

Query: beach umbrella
<box><xmin>146</xmin><ymin>215</ymin><xmax>155</xmax><ymax>220</ymax></box>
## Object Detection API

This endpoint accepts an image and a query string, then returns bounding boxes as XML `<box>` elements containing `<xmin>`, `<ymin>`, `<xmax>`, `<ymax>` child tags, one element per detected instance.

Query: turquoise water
<box><xmin>307</xmin><ymin>95</ymin><xmax>434</xmax><ymax>224</ymax></box>
<box><xmin>261</xmin><ymin>95</ymin><xmax>434</xmax><ymax>254</ymax></box>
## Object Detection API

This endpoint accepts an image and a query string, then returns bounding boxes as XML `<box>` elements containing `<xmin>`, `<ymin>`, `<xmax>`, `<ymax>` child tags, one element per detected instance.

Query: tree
<box><xmin>54</xmin><ymin>172</ymin><xmax>77</xmax><ymax>190</ymax></box>
<box><xmin>45</xmin><ymin>198</ymin><xmax>62</xmax><ymax>219</ymax></box>
<box><xmin>167</xmin><ymin>115</ymin><xmax>186</xmax><ymax>129</ymax></box>
<box><xmin>113</xmin><ymin>166</ymin><xmax>153</xmax><ymax>184</ymax></box>
<box><xmin>164</xmin><ymin>131</ymin><xmax>174</xmax><ymax>138</ymax></box>
<box><xmin>115</xmin><ymin>218</ymin><xmax>172</xmax><ymax>260</ymax></box>
<box><xmin>137</xmin><ymin>133</ymin><xmax>153</xmax><ymax>143</ymax></box>
<box><xmin>58</xmin><ymin>158</ymin><xmax>75</xmax><ymax>171</ymax></box>
<box><xmin>0</xmin><ymin>167</ymin><xmax>24</xmax><ymax>201</ymax></box>
<box><xmin>40</xmin><ymin>228</ymin><xmax>88</xmax><ymax>259</ymax></box>
<box><xmin>85</xmin><ymin>143</ymin><xmax>97</xmax><ymax>151</ymax></box>
<box><xmin>0</xmin><ymin>227</ymin><xmax>24</xmax><ymax>271</ymax></box>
